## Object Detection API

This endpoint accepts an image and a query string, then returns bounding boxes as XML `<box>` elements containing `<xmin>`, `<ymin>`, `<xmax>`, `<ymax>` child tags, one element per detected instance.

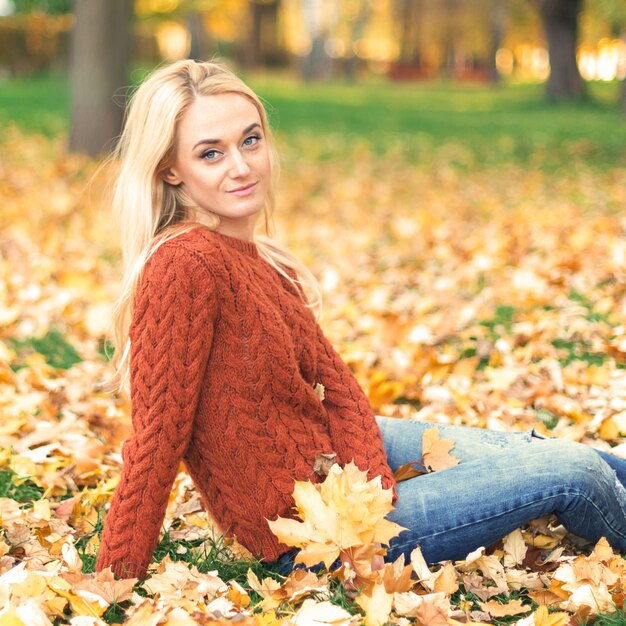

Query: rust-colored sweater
<box><xmin>95</xmin><ymin>226</ymin><xmax>397</xmax><ymax>580</ymax></box>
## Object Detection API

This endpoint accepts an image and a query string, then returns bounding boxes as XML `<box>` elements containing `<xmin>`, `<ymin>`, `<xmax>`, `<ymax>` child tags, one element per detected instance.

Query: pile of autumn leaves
<box><xmin>1</xmin><ymin>127</ymin><xmax>626</xmax><ymax>625</ymax></box>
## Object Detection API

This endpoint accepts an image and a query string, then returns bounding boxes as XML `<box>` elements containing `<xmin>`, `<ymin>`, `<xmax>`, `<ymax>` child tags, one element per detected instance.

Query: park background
<box><xmin>2</xmin><ymin>1</ymin><xmax>626</xmax><ymax>625</ymax></box>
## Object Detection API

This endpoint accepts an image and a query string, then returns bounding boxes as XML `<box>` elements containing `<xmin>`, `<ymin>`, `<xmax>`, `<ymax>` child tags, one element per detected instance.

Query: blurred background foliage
<box><xmin>2</xmin><ymin>0</ymin><xmax>625</xmax><ymax>81</ymax></box>
<box><xmin>0</xmin><ymin>0</ymin><xmax>625</xmax><ymax>156</ymax></box>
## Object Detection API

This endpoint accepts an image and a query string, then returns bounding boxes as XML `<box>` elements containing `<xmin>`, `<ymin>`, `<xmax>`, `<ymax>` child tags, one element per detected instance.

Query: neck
<box><xmin>189</xmin><ymin>210</ymin><xmax>258</xmax><ymax>242</ymax></box>
<box><xmin>216</xmin><ymin>220</ymin><xmax>256</xmax><ymax>241</ymax></box>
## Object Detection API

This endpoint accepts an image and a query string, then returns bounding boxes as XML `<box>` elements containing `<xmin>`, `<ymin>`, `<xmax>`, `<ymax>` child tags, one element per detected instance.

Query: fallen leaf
<box><xmin>532</xmin><ymin>605</ymin><xmax>570</xmax><ymax>626</ymax></box>
<box><xmin>292</xmin><ymin>599</ymin><xmax>353</xmax><ymax>626</ymax></box>
<box><xmin>421</xmin><ymin>428</ymin><xmax>460</xmax><ymax>473</ymax></box>
<box><xmin>503</xmin><ymin>529</ymin><xmax>527</xmax><ymax>568</ymax></box>
<box><xmin>356</xmin><ymin>581</ymin><xmax>394</xmax><ymax>626</ymax></box>
<box><xmin>393</xmin><ymin>461</ymin><xmax>426</xmax><ymax>482</ymax></box>
<box><xmin>478</xmin><ymin>598</ymin><xmax>531</xmax><ymax>617</ymax></box>
<box><xmin>433</xmin><ymin>561</ymin><xmax>459</xmax><ymax>595</ymax></box>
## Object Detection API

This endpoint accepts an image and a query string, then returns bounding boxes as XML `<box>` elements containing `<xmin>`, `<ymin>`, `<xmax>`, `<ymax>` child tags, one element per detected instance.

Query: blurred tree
<box><xmin>343</xmin><ymin>0</ymin><xmax>370</xmax><ymax>81</ymax></box>
<box><xmin>243</xmin><ymin>0</ymin><xmax>283</xmax><ymax>68</ymax></box>
<box><xmin>186</xmin><ymin>10</ymin><xmax>211</xmax><ymax>60</ymax></box>
<box><xmin>69</xmin><ymin>0</ymin><xmax>133</xmax><ymax>156</ymax></box>
<box><xmin>134</xmin><ymin>0</ymin><xmax>218</xmax><ymax>62</ymax></box>
<box><xmin>441</xmin><ymin>0</ymin><xmax>459</xmax><ymax>78</ymax></box>
<box><xmin>488</xmin><ymin>0</ymin><xmax>506</xmax><ymax>82</ymax></box>
<box><xmin>395</xmin><ymin>0</ymin><xmax>423</xmax><ymax>66</ymax></box>
<box><xmin>535</xmin><ymin>0</ymin><xmax>585</xmax><ymax>100</ymax></box>
<box><xmin>300</xmin><ymin>0</ymin><xmax>335</xmax><ymax>80</ymax></box>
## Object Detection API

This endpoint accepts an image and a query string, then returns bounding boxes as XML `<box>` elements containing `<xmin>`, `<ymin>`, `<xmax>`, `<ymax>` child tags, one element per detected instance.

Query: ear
<box><xmin>162</xmin><ymin>167</ymin><xmax>182</xmax><ymax>185</ymax></box>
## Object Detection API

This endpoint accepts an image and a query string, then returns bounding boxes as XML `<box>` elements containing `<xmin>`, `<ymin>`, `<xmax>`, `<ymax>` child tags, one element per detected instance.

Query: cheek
<box><xmin>188</xmin><ymin>167</ymin><xmax>221</xmax><ymax>192</ymax></box>
<box><xmin>257</xmin><ymin>149</ymin><xmax>272</xmax><ymax>178</ymax></box>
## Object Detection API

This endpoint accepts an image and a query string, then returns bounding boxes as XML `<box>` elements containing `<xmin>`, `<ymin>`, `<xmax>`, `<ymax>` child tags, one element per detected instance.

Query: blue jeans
<box><xmin>267</xmin><ymin>418</ymin><xmax>626</xmax><ymax>575</ymax></box>
<box><xmin>377</xmin><ymin>417</ymin><xmax>626</xmax><ymax>563</ymax></box>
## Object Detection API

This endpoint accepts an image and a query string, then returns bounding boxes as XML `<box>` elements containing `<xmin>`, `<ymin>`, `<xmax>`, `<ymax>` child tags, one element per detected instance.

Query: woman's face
<box><xmin>164</xmin><ymin>93</ymin><xmax>271</xmax><ymax>238</ymax></box>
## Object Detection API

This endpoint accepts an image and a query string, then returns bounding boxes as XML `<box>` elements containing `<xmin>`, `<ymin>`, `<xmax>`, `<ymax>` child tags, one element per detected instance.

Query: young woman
<box><xmin>94</xmin><ymin>59</ymin><xmax>626</xmax><ymax>581</ymax></box>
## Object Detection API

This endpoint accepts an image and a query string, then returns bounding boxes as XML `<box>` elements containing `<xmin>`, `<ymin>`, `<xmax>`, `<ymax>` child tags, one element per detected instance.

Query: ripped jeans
<box><xmin>268</xmin><ymin>418</ymin><xmax>626</xmax><ymax>575</ymax></box>
<box><xmin>376</xmin><ymin>416</ymin><xmax>626</xmax><ymax>564</ymax></box>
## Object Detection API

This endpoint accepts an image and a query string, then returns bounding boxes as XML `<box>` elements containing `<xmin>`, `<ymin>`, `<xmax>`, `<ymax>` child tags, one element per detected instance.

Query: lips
<box><xmin>228</xmin><ymin>182</ymin><xmax>257</xmax><ymax>193</ymax></box>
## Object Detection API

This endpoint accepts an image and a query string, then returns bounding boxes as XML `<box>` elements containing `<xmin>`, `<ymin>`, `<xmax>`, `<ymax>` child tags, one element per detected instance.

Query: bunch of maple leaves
<box><xmin>0</xmin><ymin>126</ymin><xmax>625</xmax><ymax>624</ymax></box>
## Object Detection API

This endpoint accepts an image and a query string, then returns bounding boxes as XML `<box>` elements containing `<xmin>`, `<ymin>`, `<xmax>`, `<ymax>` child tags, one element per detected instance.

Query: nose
<box><xmin>229</xmin><ymin>149</ymin><xmax>251</xmax><ymax>178</ymax></box>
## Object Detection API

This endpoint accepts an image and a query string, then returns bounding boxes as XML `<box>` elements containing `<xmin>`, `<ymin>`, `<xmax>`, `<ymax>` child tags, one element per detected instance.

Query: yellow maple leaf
<box><xmin>47</xmin><ymin>579</ymin><xmax>108</xmax><ymax>618</ymax></box>
<box><xmin>532</xmin><ymin>605</ymin><xmax>570</xmax><ymax>626</ymax></box>
<box><xmin>267</xmin><ymin>461</ymin><xmax>405</xmax><ymax>573</ymax></box>
<box><xmin>256</xmin><ymin>610</ymin><xmax>286</xmax><ymax>626</ymax></box>
<box><xmin>381</xmin><ymin>553</ymin><xmax>414</xmax><ymax>594</ymax></box>
<box><xmin>356</xmin><ymin>580</ymin><xmax>394</xmax><ymax>626</ymax></box>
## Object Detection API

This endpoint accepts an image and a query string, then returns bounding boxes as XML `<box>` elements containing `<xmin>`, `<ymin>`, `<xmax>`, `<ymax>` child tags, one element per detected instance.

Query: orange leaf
<box><xmin>479</xmin><ymin>598</ymin><xmax>531</xmax><ymax>617</ymax></box>
<box><xmin>413</xmin><ymin>598</ymin><xmax>450</xmax><ymax>626</ymax></box>
<box><xmin>421</xmin><ymin>428</ymin><xmax>460</xmax><ymax>473</ymax></box>
<box><xmin>433</xmin><ymin>561</ymin><xmax>459</xmax><ymax>595</ymax></box>
<box><xmin>393</xmin><ymin>461</ymin><xmax>426</xmax><ymax>482</ymax></box>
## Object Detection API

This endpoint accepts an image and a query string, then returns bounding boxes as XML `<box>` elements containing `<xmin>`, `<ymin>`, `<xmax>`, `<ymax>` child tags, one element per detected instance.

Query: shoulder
<box><xmin>138</xmin><ymin>228</ymin><xmax>221</xmax><ymax>298</ymax></box>
<box><xmin>144</xmin><ymin>227</ymin><xmax>222</xmax><ymax>279</ymax></box>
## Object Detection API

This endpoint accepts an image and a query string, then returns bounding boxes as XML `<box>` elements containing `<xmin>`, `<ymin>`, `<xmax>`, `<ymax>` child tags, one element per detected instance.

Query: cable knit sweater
<box><xmin>94</xmin><ymin>226</ymin><xmax>397</xmax><ymax>580</ymax></box>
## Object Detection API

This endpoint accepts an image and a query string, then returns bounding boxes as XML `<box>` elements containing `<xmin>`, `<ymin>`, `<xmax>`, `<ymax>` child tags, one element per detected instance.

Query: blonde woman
<box><xmin>95</xmin><ymin>60</ymin><xmax>626</xmax><ymax>581</ymax></box>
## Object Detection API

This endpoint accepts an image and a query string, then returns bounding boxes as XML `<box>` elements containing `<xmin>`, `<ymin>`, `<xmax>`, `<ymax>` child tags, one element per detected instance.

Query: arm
<box><xmin>315</xmin><ymin>325</ymin><xmax>398</xmax><ymax>502</ymax></box>
<box><xmin>95</xmin><ymin>245</ymin><xmax>217</xmax><ymax>580</ymax></box>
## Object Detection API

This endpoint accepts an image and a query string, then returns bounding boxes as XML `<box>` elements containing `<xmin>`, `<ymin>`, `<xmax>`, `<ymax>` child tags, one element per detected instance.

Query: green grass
<box><xmin>0</xmin><ymin>71</ymin><xmax>68</xmax><ymax>135</ymax></box>
<box><xmin>153</xmin><ymin>529</ymin><xmax>282</xmax><ymax>588</ymax></box>
<box><xmin>8</xmin><ymin>327</ymin><xmax>82</xmax><ymax>370</ymax></box>
<box><xmin>0</xmin><ymin>467</ymin><xmax>44</xmax><ymax>504</ymax></box>
<box><xmin>590</xmin><ymin>607</ymin><xmax>626</xmax><ymax>626</ymax></box>
<box><xmin>1</xmin><ymin>70</ymin><xmax>625</xmax><ymax>168</ymax></box>
<box><xmin>251</xmin><ymin>74</ymin><xmax>626</xmax><ymax>169</ymax></box>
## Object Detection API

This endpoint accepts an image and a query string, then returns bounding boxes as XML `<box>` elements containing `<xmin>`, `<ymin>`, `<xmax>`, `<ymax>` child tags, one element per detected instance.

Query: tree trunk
<box><xmin>398</xmin><ymin>0</ymin><xmax>412</xmax><ymax>64</ymax></box>
<box><xmin>187</xmin><ymin>11</ymin><xmax>211</xmax><ymax>62</ymax></box>
<box><xmin>69</xmin><ymin>0</ymin><xmax>133</xmax><ymax>156</ymax></box>
<box><xmin>442</xmin><ymin>0</ymin><xmax>458</xmax><ymax>79</ymax></box>
<box><xmin>344</xmin><ymin>0</ymin><xmax>370</xmax><ymax>81</ymax></box>
<box><xmin>488</xmin><ymin>0</ymin><xmax>506</xmax><ymax>83</ymax></box>
<box><xmin>243</xmin><ymin>0</ymin><xmax>282</xmax><ymax>69</ymax></box>
<box><xmin>538</xmin><ymin>0</ymin><xmax>585</xmax><ymax>101</ymax></box>
<box><xmin>396</xmin><ymin>0</ymin><xmax>422</xmax><ymax>66</ymax></box>
<box><xmin>300</xmin><ymin>0</ymin><xmax>333</xmax><ymax>81</ymax></box>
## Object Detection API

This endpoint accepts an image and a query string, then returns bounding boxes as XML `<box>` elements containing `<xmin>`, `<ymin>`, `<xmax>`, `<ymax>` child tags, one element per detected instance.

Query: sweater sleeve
<box><xmin>95</xmin><ymin>245</ymin><xmax>217</xmax><ymax>580</ymax></box>
<box><xmin>314</xmin><ymin>325</ymin><xmax>398</xmax><ymax>503</ymax></box>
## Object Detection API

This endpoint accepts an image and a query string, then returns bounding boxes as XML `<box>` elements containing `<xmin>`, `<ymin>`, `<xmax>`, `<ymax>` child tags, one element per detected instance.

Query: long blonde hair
<box><xmin>108</xmin><ymin>59</ymin><xmax>320</xmax><ymax>392</ymax></box>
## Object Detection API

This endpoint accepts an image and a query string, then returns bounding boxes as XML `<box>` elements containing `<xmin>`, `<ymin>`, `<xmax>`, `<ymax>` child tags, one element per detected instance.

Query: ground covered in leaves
<box><xmin>1</xmin><ymin>125</ymin><xmax>626</xmax><ymax>625</ymax></box>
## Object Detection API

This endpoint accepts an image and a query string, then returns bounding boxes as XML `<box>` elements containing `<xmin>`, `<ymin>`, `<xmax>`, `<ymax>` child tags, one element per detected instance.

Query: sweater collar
<box><xmin>197</xmin><ymin>227</ymin><xmax>259</xmax><ymax>258</ymax></box>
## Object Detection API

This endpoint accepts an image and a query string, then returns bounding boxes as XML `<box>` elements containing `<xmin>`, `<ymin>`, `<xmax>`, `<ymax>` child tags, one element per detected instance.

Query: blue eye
<box><xmin>201</xmin><ymin>149</ymin><xmax>220</xmax><ymax>160</ymax></box>
<box><xmin>243</xmin><ymin>134</ymin><xmax>261</xmax><ymax>147</ymax></box>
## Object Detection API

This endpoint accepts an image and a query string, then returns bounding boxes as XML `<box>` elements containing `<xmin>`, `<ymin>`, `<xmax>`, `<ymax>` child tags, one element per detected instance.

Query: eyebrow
<box><xmin>192</xmin><ymin>122</ymin><xmax>262</xmax><ymax>150</ymax></box>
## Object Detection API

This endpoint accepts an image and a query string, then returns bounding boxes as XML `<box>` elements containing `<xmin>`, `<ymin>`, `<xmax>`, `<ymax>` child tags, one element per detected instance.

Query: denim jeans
<box><xmin>377</xmin><ymin>416</ymin><xmax>626</xmax><ymax>563</ymax></box>
<box><xmin>267</xmin><ymin>418</ymin><xmax>626</xmax><ymax>575</ymax></box>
